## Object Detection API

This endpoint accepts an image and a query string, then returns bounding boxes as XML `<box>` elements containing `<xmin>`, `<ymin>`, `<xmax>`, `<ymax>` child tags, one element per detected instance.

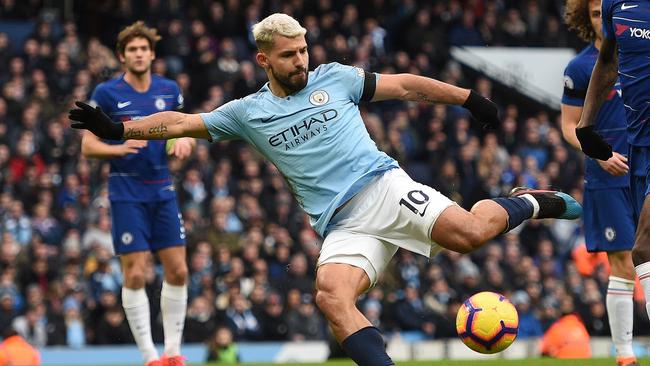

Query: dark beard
<box><xmin>270</xmin><ymin>66</ymin><xmax>308</xmax><ymax>94</ymax></box>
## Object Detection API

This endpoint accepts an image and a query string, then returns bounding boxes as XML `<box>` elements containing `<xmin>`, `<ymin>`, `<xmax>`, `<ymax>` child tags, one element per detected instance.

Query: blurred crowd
<box><xmin>0</xmin><ymin>0</ymin><xmax>648</xmax><ymax>353</ymax></box>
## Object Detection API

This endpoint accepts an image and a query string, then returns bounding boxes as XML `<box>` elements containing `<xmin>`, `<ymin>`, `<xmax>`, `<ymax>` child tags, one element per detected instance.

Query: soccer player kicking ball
<box><xmin>577</xmin><ymin>0</ymin><xmax>650</xmax><ymax>360</ymax></box>
<box><xmin>81</xmin><ymin>22</ymin><xmax>194</xmax><ymax>366</ymax></box>
<box><xmin>71</xmin><ymin>14</ymin><xmax>581</xmax><ymax>366</ymax></box>
<box><xmin>562</xmin><ymin>1</ymin><xmax>638</xmax><ymax>365</ymax></box>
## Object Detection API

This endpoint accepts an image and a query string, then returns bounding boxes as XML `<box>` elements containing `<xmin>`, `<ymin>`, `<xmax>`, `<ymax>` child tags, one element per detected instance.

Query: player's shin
<box><xmin>122</xmin><ymin>287</ymin><xmax>158</xmax><ymax>364</ymax></box>
<box><xmin>161</xmin><ymin>281</ymin><xmax>188</xmax><ymax>357</ymax></box>
<box><xmin>490</xmin><ymin>196</ymin><xmax>534</xmax><ymax>233</ymax></box>
<box><xmin>607</xmin><ymin>276</ymin><xmax>635</xmax><ymax>358</ymax></box>
<box><xmin>341</xmin><ymin>326</ymin><xmax>394</xmax><ymax>366</ymax></box>
<box><xmin>635</xmin><ymin>261</ymin><xmax>650</xmax><ymax>319</ymax></box>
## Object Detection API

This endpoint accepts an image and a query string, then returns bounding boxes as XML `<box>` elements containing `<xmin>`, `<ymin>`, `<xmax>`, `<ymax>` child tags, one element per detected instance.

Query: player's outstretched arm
<box><xmin>575</xmin><ymin>37</ymin><xmax>618</xmax><ymax>160</ymax></box>
<box><xmin>69</xmin><ymin>101</ymin><xmax>210</xmax><ymax>140</ymax></box>
<box><xmin>372</xmin><ymin>73</ymin><xmax>500</xmax><ymax>130</ymax></box>
<box><xmin>81</xmin><ymin>130</ymin><xmax>148</xmax><ymax>159</ymax></box>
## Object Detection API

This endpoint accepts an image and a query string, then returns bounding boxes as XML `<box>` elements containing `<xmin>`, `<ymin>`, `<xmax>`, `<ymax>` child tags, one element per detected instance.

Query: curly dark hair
<box><xmin>564</xmin><ymin>0</ymin><xmax>598</xmax><ymax>42</ymax></box>
<box><xmin>116</xmin><ymin>21</ymin><xmax>161</xmax><ymax>56</ymax></box>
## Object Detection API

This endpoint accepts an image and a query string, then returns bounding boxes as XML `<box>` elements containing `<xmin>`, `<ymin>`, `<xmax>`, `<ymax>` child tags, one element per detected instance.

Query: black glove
<box><xmin>69</xmin><ymin>101</ymin><xmax>124</xmax><ymax>140</ymax></box>
<box><xmin>462</xmin><ymin>90</ymin><xmax>500</xmax><ymax>130</ymax></box>
<box><xmin>575</xmin><ymin>125</ymin><xmax>613</xmax><ymax>160</ymax></box>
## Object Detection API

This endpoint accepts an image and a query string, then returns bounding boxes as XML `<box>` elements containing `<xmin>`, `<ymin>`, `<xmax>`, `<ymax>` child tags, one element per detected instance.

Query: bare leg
<box><xmin>315</xmin><ymin>263</ymin><xmax>393</xmax><ymax>365</ymax></box>
<box><xmin>158</xmin><ymin>246</ymin><xmax>188</xmax><ymax>286</ymax></box>
<box><xmin>121</xmin><ymin>251</ymin><xmax>150</xmax><ymax>289</ymax></box>
<box><xmin>315</xmin><ymin>263</ymin><xmax>371</xmax><ymax>342</ymax></box>
<box><xmin>609</xmin><ymin>251</ymin><xmax>636</xmax><ymax>280</ymax></box>
<box><xmin>632</xmin><ymin>197</ymin><xmax>650</xmax><ymax>265</ymax></box>
<box><xmin>431</xmin><ymin>200</ymin><xmax>508</xmax><ymax>253</ymax></box>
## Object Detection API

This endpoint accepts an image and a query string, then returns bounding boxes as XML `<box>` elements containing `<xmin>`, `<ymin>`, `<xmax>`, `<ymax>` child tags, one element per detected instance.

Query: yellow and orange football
<box><xmin>456</xmin><ymin>291</ymin><xmax>519</xmax><ymax>354</ymax></box>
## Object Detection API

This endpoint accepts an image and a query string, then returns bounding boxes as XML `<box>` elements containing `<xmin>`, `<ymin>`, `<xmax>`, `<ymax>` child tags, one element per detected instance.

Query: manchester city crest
<box><xmin>309</xmin><ymin>90</ymin><xmax>329</xmax><ymax>106</ymax></box>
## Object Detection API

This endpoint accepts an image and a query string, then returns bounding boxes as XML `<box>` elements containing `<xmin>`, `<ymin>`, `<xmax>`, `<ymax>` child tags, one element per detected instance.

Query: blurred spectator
<box><xmin>540</xmin><ymin>312</ymin><xmax>591</xmax><ymax>358</ymax></box>
<box><xmin>11</xmin><ymin>305</ymin><xmax>47</xmax><ymax>347</ymax></box>
<box><xmin>184</xmin><ymin>296</ymin><xmax>218</xmax><ymax>343</ymax></box>
<box><xmin>63</xmin><ymin>298</ymin><xmax>85</xmax><ymax>348</ymax></box>
<box><xmin>94</xmin><ymin>306</ymin><xmax>133</xmax><ymax>344</ymax></box>
<box><xmin>449</xmin><ymin>11</ymin><xmax>483</xmax><ymax>46</ymax></box>
<box><xmin>0</xmin><ymin>328</ymin><xmax>41</xmax><ymax>366</ymax></box>
<box><xmin>362</xmin><ymin>299</ymin><xmax>383</xmax><ymax>329</ymax></box>
<box><xmin>87</xmin><ymin>248</ymin><xmax>122</xmax><ymax>300</ymax></box>
<box><xmin>285</xmin><ymin>293</ymin><xmax>326</xmax><ymax>341</ymax></box>
<box><xmin>206</xmin><ymin>326</ymin><xmax>238</xmax><ymax>364</ymax></box>
<box><xmin>259</xmin><ymin>292</ymin><xmax>289</xmax><ymax>341</ymax></box>
<box><xmin>0</xmin><ymin>291</ymin><xmax>17</xmax><ymax>334</ymax></box>
<box><xmin>511</xmin><ymin>290</ymin><xmax>543</xmax><ymax>339</ymax></box>
<box><xmin>394</xmin><ymin>284</ymin><xmax>445</xmax><ymax>339</ymax></box>
<box><xmin>81</xmin><ymin>215</ymin><xmax>112</xmax><ymax>253</ymax></box>
<box><xmin>277</xmin><ymin>252</ymin><xmax>313</xmax><ymax>296</ymax></box>
<box><xmin>225</xmin><ymin>294</ymin><xmax>261</xmax><ymax>341</ymax></box>
<box><xmin>3</xmin><ymin>201</ymin><xmax>32</xmax><ymax>246</ymax></box>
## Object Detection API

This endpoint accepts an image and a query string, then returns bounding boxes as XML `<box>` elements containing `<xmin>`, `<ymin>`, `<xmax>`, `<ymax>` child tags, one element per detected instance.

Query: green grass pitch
<box><xmin>95</xmin><ymin>357</ymin><xmax>649</xmax><ymax>366</ymax></box>
<box><xmin>196</xmin><ymin>358</ymin><xmax>649</xmax><ymax>366</ymax></box>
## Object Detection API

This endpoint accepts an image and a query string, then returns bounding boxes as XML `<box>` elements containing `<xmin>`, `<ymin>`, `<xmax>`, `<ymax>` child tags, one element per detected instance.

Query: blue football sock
<box><xmin>341</xmin><ymin>326</ymin><xmax>394</xmax><ymax>366</ymax></box>
<box><xmin>492</xmin><ymin>197</ymin><xmax>534</xmax><ymax>233</ymax></box>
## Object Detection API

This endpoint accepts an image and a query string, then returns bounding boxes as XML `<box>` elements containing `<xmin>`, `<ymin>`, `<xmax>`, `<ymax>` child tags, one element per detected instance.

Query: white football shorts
<box><xmin>318</xmin><ymin>168</ymin><xmax>457</xmax><ymax>286</ymax></box>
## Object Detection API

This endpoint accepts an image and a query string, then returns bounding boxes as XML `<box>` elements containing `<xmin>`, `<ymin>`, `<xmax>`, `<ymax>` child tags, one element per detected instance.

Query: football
<box><xmin>456</xmin><ymin>291</ymin><xmax>519</xmax><ymax>354</ymax></box>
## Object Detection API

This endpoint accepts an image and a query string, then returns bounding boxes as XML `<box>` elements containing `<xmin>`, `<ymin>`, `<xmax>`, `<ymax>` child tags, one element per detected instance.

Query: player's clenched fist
<box><xmin>462</xmin><ymin>90</ymin><xmax>500</xmax><ymax>130</ymax></box>
<box><xmin>69</xmin><ymin>101</ymin><xmax>124</xmax><ymax>140</ymax></box>
<box><xmin>575</xmin><ymin>125</ymin><xmax>613</xmax><ymax>161</ymax></box>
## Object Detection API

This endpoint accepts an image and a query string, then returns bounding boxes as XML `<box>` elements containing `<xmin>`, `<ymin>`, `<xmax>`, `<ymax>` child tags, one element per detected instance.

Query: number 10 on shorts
<box><xmin>399</xmin><ymin>190</ymin><xmax>431</xmax><ymax>217</ymax></box>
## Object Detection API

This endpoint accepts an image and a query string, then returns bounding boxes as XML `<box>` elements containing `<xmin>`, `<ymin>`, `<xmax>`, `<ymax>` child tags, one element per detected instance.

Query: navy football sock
<box><xmin>492</xmin><ymin>197</ymin><xmax>534</xmax><ymax>233</ymax></box>
<box><xmin>341</xmin><ymin>326</ymin><xmax>394</xmax><ymax>366</ymax></box>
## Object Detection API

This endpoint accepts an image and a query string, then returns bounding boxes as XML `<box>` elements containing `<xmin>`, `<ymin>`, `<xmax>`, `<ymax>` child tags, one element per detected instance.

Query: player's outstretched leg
<box><xmin>316</xmin><ymin>263</ymin><xmax>394</xmax><ymax>366</ymax></box>
<box><xmin>431</xmin><ymin>187</ymin><xmax>581</xmax><ymax>254</ymax></box>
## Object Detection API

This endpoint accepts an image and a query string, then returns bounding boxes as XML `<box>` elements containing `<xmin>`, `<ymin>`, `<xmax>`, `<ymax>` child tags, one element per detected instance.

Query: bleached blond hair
<box><xmin>252</xmin><ymin>13</ymin><xmax>307</xmax><ymax>51</ymax></box>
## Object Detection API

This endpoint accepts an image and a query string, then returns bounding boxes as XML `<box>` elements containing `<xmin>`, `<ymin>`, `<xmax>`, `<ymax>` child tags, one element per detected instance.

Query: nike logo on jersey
<box><xmin>117</xmin><ymin>101</ymin><xmax>132</xmax><ymax>109</ymax></box>
<box><xmin>161</xmin><ymin>184</ymin><xmax>176</xmax><ymax>192</ymax></box>
<box><xmin>621</xmin><ymin>3</ymin><xmax>638</xmax><ymax>10</ymax></box>
<box><xmin>262</xmin><ymin>108</ymin><xmax>314</xmax><ymax>124</ymax></box>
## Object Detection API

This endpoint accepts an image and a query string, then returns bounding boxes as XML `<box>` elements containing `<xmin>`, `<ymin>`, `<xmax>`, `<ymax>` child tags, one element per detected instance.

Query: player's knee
<box><xmin>608</xmin><ymin>252</ymin><xmax>635</xmax><ymax>279</ymax></box>
<box><xmin>123</xmin><ymin>270</ymin><xmax>146</xmax><ymax>288</ymax></box>
<box><xmin>315</xmin><ymin>289</ymin><xmax>337</xmax><ymax>314</ymax></box>
<box><xmin>165</xmin><ymin>264</ymin><xmax>188</xmax><ymax>285</ymax></box>
<box><xmin>436</xmin><ymin>217</ymin><xmax>488</xmax><ymax>254</ymax></box>
<box><xmin>315</xmin><ymin>289</ymin><xmax>349</xmax><ymax>322</ymax></box>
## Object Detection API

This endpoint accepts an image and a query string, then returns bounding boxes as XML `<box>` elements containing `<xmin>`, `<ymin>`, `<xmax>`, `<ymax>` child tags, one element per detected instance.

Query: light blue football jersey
<box><xmin>200</xmin><ymin>62</ymin><xmax>399</xmax><ymax>236</ymax></box>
